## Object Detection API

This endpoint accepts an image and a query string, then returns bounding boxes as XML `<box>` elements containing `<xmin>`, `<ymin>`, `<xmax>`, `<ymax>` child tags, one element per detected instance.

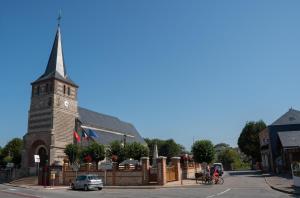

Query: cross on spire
<box><xmin>57</xmin><ymin>10</ymin><xmax>62</xmax><ymax>26</ymax></box>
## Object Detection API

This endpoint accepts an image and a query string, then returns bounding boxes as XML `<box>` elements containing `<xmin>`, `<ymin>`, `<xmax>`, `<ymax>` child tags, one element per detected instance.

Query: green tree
<box><xmin>217</xmin><ymin>148</ymin><xmax>239</xmax><ymax>170</ymax></box>
<box><xmin>107</xmin><ymin>141</ymin><xmax>125</xmax><ymax>163</ymax></box>
<box><xmin>238</xmin><ymin>120</ymin><xmax>266</xmax><ymax>162</ymax></box>
<box><xmin>3</xmin><ymin>156</ymin><xmax>12</xmax><ymax>164</ymax></box>
<box><xmin>145</xmin><ymin>138</ymin><xmax>185</xmax><ymax>162</ymax></box>
<box><xmin>2</xmin><ymin>138</ymin><xmax>23</xmax><ymax>167</ymax></box>
<box><xmin>124</xmin><ymin>142</ymin><xmax>149</xmax><ymax>160</ymax></box>
<box><xmin>84</xmin><ymin>142</ymin><xmax>105</xmax><ymax>166</ymax></box>
<box><xmin>0</xmin><ymin>146</ymin><xmax>4</xmax><ymax>166</ymax></box>
<box><xmin>192</xmin><ymin>140</ymin><xmax>215</xmax><ymax>163</ymax></box>
<box><xmin>64</xmin><ymin>144</ymin><xmax>80</xmax><ymax>164</ymax></box>
<box><xmin>214</xmin><ymin>143</ymin><xmax>230</xmax><ymax>152</ymax></box>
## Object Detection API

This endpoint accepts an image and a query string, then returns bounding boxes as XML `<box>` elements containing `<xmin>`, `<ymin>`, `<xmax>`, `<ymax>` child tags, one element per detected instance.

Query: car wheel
<box><xmin>98</xmin><ymin>187</ymin><xmax>102</xmax><ymax>190</ymax></box>
<box><xmin>84</xmin><ymin>185</ymin><xmax>88</xmax><ymax>191</ymax></box>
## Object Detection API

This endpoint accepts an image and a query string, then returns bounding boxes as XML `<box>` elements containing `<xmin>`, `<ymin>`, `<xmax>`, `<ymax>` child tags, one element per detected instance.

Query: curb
<box><xmin>4</xmin><ymin>182</ymin><xmax>203</xmax><ymax>190</ymax></box>
<box><xmin>264</xmin><ymin>176</ymin><xmax>300</xmax><ymax>196</ymax></box>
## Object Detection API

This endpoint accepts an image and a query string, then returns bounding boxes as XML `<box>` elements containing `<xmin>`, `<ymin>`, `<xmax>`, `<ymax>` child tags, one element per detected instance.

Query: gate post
<box><xmin>157</xmin><ymin>156</ymin><xmax>167</xmax><ymax>185</ymax></box>
<box><xmin>141</xmin><ymin>157</ymin><xmax>149</xmax><ymax>185</ymax></box>
<box><xmin>171</xmin><ymin>157</ymin><xmax>181</xmax><ymax>181</ymax></box>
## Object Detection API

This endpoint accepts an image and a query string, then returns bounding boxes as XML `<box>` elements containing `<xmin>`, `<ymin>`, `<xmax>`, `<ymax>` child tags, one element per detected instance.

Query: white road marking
<box><xmin>206</xmin><ymin>188</ymin><xmax>231</xmax><ymax>198</ymax></box>
<box><xmin>206</xmin><ymin>195</ymin><xmax>216</xmax><ymax>198</ymax></box>
<box><xmin>9</xmin><ymin>188</ymin><xmax>16</xmax><ymax>191</ymax></box>
<box><xmin>217</xmin><ymin>188</ymin><xmax>231</xmax><ymax>195</ymax></box>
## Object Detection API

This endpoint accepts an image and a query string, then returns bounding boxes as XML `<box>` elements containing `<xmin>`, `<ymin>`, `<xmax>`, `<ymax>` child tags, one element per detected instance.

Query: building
<box><xmin>259</xmin><ymin>108</ymin><xmax>300</xmax><ymax>173</ymax></box>
<box><xmin>259</xmin><ymin>128</ymin><xmax>272</xmax><ymax>172</ymax></box>
<box><xmin>22</xmin><ymin>23</ymin><xmax>145</xmax><ymax>175</ymax></box>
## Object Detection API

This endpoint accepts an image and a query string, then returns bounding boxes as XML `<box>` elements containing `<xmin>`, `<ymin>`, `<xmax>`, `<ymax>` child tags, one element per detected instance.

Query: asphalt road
<box><xmin>0</xmin><ymin>171</ymin><xmax>294</xmax><ymax>198</ymax></box>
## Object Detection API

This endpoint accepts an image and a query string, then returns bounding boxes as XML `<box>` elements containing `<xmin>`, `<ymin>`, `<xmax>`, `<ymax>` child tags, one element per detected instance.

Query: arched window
<box><xmin>63</xmin><ymin>85</ymin><xmax>66</xmax><ymax>94</ymax></box>
<box><xmin>67</xmin><ymin>87</ymin><xmax>71</xmax><ymax>96</ymax></box>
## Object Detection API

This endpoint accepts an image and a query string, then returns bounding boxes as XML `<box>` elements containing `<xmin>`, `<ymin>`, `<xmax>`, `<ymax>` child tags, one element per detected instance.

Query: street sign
<box><xmin>34</xmin><ymin>155</ymin><xmax>40</xmax><ymax>163</ymax></box>
<box><xmin>7</xmin><ymin>162</ymin><xmax>14</xmax><ymax>168</ymax></box>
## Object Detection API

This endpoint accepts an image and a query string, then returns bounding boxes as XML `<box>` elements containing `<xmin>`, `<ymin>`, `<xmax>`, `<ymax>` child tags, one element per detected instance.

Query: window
<box><xmin>48</xmin><ymin>97</ymin><xmax>52</xmax><ymax>107</ymax></box>
<box><xmin>37</xmin><ymin>86</ymin><xmax>40</xmax><ymax>96</ymax></box>
<box><xmin>49</xmin><ymin>83</ymin><xmax>53</xmax><ymax>93</ymax></box>
<box><xmin>67</xmin><ymin>87</ymin><xmax>71</xmax><ymax>96</ymax></box>
<box><xmin>63</xmin><ymin>85</ymin><xmax>66</xmax><ymax>94</ymax></box>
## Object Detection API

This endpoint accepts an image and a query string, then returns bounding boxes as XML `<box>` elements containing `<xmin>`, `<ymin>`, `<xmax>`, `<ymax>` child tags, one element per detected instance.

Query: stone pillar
<box><xmin>141</xmin><ymin>157</ymin><xmax>149</xmax><ymax>185</ymax></box>
<box><xmin>112</xmin><ymin>162</ymin><xmax>118</xmax><ymax>185</ymax></box>
<box><xmin>157</xmin><ymin>156</ymin><xmax>167</xmax><ymax>185</ymax></box>
<box><xmin>171</xmin><ymin>157</ymin><xmax>181</xmax><ymax>181</ymax></box>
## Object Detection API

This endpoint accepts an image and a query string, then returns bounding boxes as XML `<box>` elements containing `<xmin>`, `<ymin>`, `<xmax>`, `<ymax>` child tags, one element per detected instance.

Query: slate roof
<box><xmin>271</xmin><ymin>109</ymin><xmax>300</xmax><ymax>126</ymax></box>
<box><xmin>33</xmin><ymin>71</ymin><xmax>77</xmax><ymax>87</ymax></box>
<box><xmin>78</xmin><ymin>107</ymin><xmax>145</xmax><ymax>145</ymax></box>
<box><xmin>32</xmin><ymin>26</ymin><xmax>78</xmax><ymax>87</ymax></box>
<box><xmin>278</xmin><ymin>131</ymin><xmax>300</xmax><ymax>148</ymax></box>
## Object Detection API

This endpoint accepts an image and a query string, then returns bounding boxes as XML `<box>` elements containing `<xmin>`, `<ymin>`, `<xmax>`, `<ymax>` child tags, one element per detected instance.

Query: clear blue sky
<box><xmin>1</xmin><ymin>0</ymin><xmax>300</xmax><ymax>150</ymax></box>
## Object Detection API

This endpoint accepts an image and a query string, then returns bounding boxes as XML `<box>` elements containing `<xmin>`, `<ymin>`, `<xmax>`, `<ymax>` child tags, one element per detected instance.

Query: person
<box><xmin>213</xmin><ymin>166</ymin><xmax>220</xmax><ymax>184</ymax></box>
<box><xmin>204</xmin><ymin>165</ymin><xmax>210</xmax><ymax>183</ymax></box>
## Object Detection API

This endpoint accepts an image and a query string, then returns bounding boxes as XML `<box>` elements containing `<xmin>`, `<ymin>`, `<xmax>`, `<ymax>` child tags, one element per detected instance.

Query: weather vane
<box><xmin>57</xmin><ymin>10</ymin><xmax>62</xmax><ymax>26</ymax></box>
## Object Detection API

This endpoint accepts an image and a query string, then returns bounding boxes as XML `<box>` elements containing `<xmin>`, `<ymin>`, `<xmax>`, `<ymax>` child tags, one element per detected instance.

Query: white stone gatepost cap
<box><xmin>158</xmin><ymin>156</ymin><xmax>167</xmax><ymax>159</ymax></box>
<box><xmin>140</xmin><ymin>157</ymin><xmax>149</xmax><ymax>160</ymax></box>
<box><xmin>171</xmin><ymin>157</ymin><xmax>181</xmax><ymax>160</ymax></box>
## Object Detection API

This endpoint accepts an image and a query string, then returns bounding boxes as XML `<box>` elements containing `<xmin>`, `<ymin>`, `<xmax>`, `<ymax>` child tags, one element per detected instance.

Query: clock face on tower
<box><xmin>64</xmin><ymin>100</ymin><xmax>69</xmax><ymax>108</ymax></box>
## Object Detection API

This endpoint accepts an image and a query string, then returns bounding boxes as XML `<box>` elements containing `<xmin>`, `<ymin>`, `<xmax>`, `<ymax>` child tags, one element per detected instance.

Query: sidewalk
<box><xmin>264</xmin><ymin>173</ymin><xmax>300</xmax><ymax>195</ymax></box>
<box><xmin>5</xmin><ymin>179</ymin><xmax>200</xmax><ymax>190</ymax></box>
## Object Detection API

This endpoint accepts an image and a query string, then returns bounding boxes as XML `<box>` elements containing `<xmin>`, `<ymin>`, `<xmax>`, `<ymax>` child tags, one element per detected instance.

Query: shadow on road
<box><xmin>228</xmin><ymin>170</ymin><xmax>263</xmax><ymax>176</ymax></box>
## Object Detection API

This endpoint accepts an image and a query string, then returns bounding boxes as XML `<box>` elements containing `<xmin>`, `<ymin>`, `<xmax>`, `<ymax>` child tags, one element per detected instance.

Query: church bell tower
<box><xmin>22</xmin><ymin>22</ymin><xmax>78</xmax><ymax>174</ymax></box>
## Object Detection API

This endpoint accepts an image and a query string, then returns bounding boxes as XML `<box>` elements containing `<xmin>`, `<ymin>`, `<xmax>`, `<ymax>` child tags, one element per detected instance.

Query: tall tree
<box><xmin>237</xmin><ymin>120</ymin><xmax>266</xmax><ymax>162</ymax></box>
<box><xmin>2</xmin><ymin>138</ymin><xmax>23</xmax><ymax>167</ymax></box>
<box><xmin>192</xmin><ymin>140</ymin><xmax>215</xmax><ymax>164</ymax></box>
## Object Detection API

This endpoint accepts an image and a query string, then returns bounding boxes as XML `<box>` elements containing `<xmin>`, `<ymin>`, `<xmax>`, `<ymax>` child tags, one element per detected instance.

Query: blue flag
<box><xmin>88</xmin><ymin>129</ymin><xmax>98</xmax><ymax>138</ymax></box>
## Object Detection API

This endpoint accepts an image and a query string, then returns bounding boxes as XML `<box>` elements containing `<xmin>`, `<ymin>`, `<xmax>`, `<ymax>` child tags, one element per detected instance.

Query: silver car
<box><xmin>71</xmin><ymin>175</ymin><xmax>103</xmax><ymax>191</ymax></box>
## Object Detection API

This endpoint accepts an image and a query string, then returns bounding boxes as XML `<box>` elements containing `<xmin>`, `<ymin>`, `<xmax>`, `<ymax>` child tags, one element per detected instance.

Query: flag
<box><xmin>73</xmin><ymin>131</ymin><xmax>80</xmax><ymax>142</ymax></box>
<box><xmin>81</xmin><ymin>129</ymin><xmax>89</xmax><ymax>140</ymax></box>
<box><xmin>88</xmin><ymin>129</ymin><xmax>98</xmax><ymax>138</ymax></box>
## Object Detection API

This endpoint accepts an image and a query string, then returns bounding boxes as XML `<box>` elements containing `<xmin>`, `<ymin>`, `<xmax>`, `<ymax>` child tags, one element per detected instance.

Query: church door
<box><xmin>37</xmin><ymin>147</ymin><xmax>48</xmax><ymax>167</ymax></box>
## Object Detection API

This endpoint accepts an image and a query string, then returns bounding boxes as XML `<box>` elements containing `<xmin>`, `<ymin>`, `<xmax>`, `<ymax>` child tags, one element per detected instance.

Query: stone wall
<box><xmin>60</xmin><ymin>157</ymin><xmax>182</xmax><ymax>186</ymax></box>
<box><xmin>63</xmin><ymin>166</ymin><xmax>144</xmax><ymax>186</ymax></box>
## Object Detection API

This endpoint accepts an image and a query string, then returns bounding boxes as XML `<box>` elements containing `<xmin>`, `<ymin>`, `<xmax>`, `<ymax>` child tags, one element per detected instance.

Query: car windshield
<box><xmin>88</xmin><ymin>175</ymin><xmax>100</xmax><ymax>180</ymax></box>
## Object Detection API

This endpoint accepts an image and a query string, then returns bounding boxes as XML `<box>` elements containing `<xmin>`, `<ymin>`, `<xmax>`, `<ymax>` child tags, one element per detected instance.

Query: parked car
<box><xmin>212</xmin><ymin>163</ymin><xmax>224</xmax><ymax>176</ymax></box>
<box><xmin>71</xmin><ymin>174</ymin><xmax>103</xmax><ymax>191</ymax></box>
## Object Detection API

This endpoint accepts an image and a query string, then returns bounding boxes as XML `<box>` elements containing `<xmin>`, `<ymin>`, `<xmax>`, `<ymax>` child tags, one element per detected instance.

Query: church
<box><xmin>22</xmin><ymin>23</ymin><xmax>145</xmax><ymax>174</ymax></box>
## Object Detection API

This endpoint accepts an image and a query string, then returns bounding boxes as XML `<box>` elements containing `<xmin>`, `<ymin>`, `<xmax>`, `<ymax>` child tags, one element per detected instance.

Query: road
<box><xmin>0</xmin><ymin>171</ymin><xmax>293</xmax><ymax>198</ymax></box>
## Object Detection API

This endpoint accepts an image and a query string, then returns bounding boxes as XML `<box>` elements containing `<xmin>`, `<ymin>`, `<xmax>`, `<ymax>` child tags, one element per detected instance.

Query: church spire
<box><xmin>33</xmin><ymin>14</ymin><xmax>77</xmax><ymax>87</ymax></box>
<box><xmin>44</xmin><ymin>14</ymin><xmax>66</xmax><ymax>78</ymax></box>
